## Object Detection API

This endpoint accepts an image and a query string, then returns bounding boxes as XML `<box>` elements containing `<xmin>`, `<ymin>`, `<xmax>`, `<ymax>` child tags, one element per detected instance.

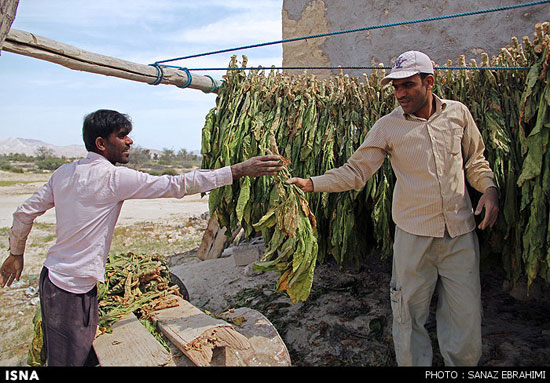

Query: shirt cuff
<box><xmin>218</xmin><ymin>166</ymin><xmax>234</xmax><ymax>187</ymax></box>
<box><xmin>8</xmin><ymin>218</ymin><xmax>31</xmax><ymax>256</ymax></box>
<box><xmin>479</xmin><ymin>177</ymin><xmax>496</xmax><ymax>194</ymax></box>
<box><xmin>310</xmin><ymin>175</ymin><xmax>331</xmax><ymax>193</ymax></box>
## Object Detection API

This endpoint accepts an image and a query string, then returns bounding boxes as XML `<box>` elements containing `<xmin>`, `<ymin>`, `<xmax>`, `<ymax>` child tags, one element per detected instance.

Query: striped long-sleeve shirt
<box><xmin>311</xmin><ymin>95</ymin><xmax>496</xmax><ymax>238</ymax></box>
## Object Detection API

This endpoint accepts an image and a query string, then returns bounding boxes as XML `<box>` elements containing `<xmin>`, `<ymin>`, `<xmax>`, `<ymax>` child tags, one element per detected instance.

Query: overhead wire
<box><xmin>148</xmin><ymin>0</ymin><xmax>548</xmax><ymax>87</ymax></box>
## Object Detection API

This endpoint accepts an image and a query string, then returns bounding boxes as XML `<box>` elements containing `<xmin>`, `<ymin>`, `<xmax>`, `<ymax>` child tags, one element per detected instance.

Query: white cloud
<box><xmin>3</xmin><ymin>0</ymin><xmax>284</xmax><ymax>151</ymax></box>
<box><xmin>170</xmin><ymin>16</ymin><xmax>281</xmax><ymax>46</ymax></box>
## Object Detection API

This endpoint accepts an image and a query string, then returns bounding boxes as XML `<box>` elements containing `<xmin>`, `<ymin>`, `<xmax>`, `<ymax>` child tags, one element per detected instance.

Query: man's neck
<box><xmin>414</xmin><ymin>94</ymin><xmax>435</xmax><ymax>120</ymax></box>
<box><xmin>90</xmin><ymin>150</ymin><xmax>116</xmax><ymax>165</ymax></box>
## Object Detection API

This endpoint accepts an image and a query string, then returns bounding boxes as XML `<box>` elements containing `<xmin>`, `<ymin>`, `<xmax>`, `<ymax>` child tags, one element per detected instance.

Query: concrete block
<box><xmin>233</xmin><ymin>237</ymin><xmax>265</xmax><ymax>266</ymax></box>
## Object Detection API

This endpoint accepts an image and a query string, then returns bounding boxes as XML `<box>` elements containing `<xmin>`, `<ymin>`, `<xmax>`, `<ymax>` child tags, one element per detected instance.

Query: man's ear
<box><xmin>424</xmin><ymin>74</ymin><xmax>435</xmax><ymax>89</ymax></box>
<box><xmin>95</xmin><ymin>136</ymin><xmax>106</xmax><ymax>152</ymax></box>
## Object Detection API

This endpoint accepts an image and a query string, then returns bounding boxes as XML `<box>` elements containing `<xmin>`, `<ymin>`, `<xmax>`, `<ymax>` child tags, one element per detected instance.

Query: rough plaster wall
<box><xmin>282</xmin><ymin>0</ymin><xmax>332</xmax><ymax>77</ymax></box>
<box><xmin>282</xmin><ymin>0</ymin><xmax>549</xmax><ymax>79</ymax></box>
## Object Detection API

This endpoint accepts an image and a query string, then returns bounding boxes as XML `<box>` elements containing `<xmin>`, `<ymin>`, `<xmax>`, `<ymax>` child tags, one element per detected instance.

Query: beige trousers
<box><xmin>390</xmin><ymin>227</ymin><xmax>482</xmax><ymax>366</ymax></box>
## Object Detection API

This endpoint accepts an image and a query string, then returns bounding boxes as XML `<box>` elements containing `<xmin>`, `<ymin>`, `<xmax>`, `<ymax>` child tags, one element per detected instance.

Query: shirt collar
<box><xmin>434</xmin><ymin>94</ymin><xmax>447</xmax><ymax>113</ymax></box>
<box><xmin>86</xmin><ymin>151</ymin><xmax>113</xmax><ymax>165</ymax></box>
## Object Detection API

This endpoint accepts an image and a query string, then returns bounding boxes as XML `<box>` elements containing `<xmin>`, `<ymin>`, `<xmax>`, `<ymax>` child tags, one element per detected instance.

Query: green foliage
<box><xmin>202</xmin><ymin>23</ymin><xmax>550</xmax><ymax>301</ymax></box>
<box><xmin>0</xmin><ymin>158</ymin><xmax>24</xmax><ymax>173</ymax></box>
<box><xmin>0</xmin><ymin>145</ymin><xmax>201</xmax><ymax>174</ymax></box>
<box><xmin>36</xmin><ymin>156</ymin><xmax>69</xmax><ymax>170</ymax></box>
<box><xmin>126</xmin><ymin>145</ymin><xmax>201</xmax><ymax>174</ymax></box>
<box><xmin>0</xmin><ymin>151</ymin><xmax>69</xmax><ymax>173</ymax></box>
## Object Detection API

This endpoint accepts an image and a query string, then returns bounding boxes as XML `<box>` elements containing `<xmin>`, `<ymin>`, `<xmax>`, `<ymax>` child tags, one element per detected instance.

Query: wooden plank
<box><xmin>219</xmin><ymin>307</ymin><xmax>291</xmax><ymax>366</ymax></box>
<box><xmin>93</xmin><ymin>313</ymin><xmax>175</xmax><ymax>366</ymax></box>
<box><xmin>197</xmin><ymin>213</ymin><xmax>228</xmax><ymax>260</ymax></box>
<box><xmin>150</xmin><ymin>295</ymin><xmax>250</xmax><ymax>366</ymax></box>
<box><xmin>197</xmin><ymin>213</ymin><xmax>241</xmax><ymax>260</ymax></box>
<box><xmin>2</xmin><ymin>28</ymin><xmax>222</xmax><ymax>93</ymax></box>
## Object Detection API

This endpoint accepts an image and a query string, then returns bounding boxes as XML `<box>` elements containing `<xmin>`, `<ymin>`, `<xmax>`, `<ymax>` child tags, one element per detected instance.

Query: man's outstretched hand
<box><xmin>285</xmin><ymin>177</ymin><xmax>314</xmax><ymax>192</ymax></box>
<box><xmin>231</xmin><ymin>155</ymin><xmax>284</xmax><ymax>179</ymax></box>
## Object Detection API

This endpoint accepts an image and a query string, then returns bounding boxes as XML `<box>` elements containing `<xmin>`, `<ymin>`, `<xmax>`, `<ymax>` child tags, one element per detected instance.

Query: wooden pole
<box><xmin>2</xmin><ymin>28</ymin><xmax>223</xmax><ymax>93</ymax></box>
<box><xmin>0</xmin><ymin>0</ymin><xmax>19</xmax><ymax>53</ymax></box>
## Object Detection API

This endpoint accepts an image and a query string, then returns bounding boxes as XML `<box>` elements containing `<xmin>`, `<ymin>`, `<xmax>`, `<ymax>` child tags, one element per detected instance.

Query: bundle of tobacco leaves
<box><xmin>97</xmin><ymin>252</ymin><xmax>182</xmax><ymax>333</ymax></box>
<box><xmin>250</xmin><ymin>135</ymin><xmax>319</xmax><ymax>303</ymax></box>
<box><xmin>202</xmin><ymin>23</ymin><xmax>549</xmax><ymax>302</ymax></box>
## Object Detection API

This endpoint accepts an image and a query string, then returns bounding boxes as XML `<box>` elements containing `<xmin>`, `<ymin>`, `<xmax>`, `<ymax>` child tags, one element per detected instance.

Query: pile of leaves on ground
<box><xmin>96</xmin><ymin>252</ymin><xmax>182</xmax><ymax>334</ymax></box>
<box><xmin>27</xmin><ymin>252</ymin><xmax>181</xmax><ymax>366</ymax></box>
<box><xmin>201</xmin><ymin>22</ymin><xmax>550</xmax><ymax>303</ymax></box>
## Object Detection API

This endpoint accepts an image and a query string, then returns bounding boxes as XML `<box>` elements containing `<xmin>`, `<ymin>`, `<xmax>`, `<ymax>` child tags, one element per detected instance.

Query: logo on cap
<box><xmin>393</xmin><ymin>56</ymin><xmax>407</xmax><ymax>69</ymax></box>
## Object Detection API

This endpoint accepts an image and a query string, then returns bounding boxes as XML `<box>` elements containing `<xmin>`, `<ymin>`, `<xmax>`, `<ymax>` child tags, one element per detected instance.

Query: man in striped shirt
<box><xmin>287</xmin><ymin>51</ymin><xmax>499</xmax><ymax>366</ymax></box>
<box><xmin>0</xmin><ymin>109</ymin><xmax>283</xmax><ymax>366</ymax></box>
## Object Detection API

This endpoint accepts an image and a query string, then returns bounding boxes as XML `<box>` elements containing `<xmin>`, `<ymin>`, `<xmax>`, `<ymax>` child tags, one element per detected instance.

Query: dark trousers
<box><xmin>39</xmin><ymin>267</ymin><xmax>98</xmax><ymax>366</ymax></box>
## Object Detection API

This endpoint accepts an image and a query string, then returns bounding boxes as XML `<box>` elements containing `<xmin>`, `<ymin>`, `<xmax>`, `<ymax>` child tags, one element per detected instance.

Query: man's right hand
<box><xmin>231</xmin><ymin>155</ymin><xmax>284</xmax><ymax>179</ymax></box>
<box><xmin>286</xmin><ymin>177</ymin><xmax>314</xmax><ymax>193</ymax></box>
<box><xmin>0</xmin><ymin>254</ymin><xmax>24</xmax><ymax>288</ymax></box>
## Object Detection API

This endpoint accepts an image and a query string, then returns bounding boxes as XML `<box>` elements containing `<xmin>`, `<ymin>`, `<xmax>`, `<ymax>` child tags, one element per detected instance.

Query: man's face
<box><xmin>103</xmin><ymin>127</ymin><xmax>133</xmax><ymax>164</ymax></box>
<box><xmin>392</xmin><ymin>74</ymin><xmax>432</xmax><ymax>116</ymax></box>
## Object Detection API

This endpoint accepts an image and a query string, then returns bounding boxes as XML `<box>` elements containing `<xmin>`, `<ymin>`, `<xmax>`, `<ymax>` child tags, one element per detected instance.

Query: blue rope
<box><xmin>201</xmin><ymin>74</ymin><xmax>220</xmax><ymax>93</ymax></box>
<box><xmin>148</xmin><ymin>63</ymin><xmax>164</xmax><ymax>85</ymax></box>
<box><xmin>435</xmin><ymin>66</ymin><xmax>531</xmax><ymax>71</ymax></box>
<box><xmin>182</xmin><ymin>65</ymin><xmax>532</xmax><ymax>71</ymax></box>
<box><xmin>176</xmin><ymin>67</ymin><xmax>192</xmax><ymax>89</ymax></box>
<box><xmin>153</xmin><ymin>0</ymin><xmax>549</xmax><ymax>65</ymax></box>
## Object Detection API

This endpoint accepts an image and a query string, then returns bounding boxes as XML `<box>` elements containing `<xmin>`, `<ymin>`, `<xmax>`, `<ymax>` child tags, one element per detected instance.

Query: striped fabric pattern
<box><xmin>311</xmin><ymin>95</ymin><xmax>496</xmax><ymax>238</ymax></box>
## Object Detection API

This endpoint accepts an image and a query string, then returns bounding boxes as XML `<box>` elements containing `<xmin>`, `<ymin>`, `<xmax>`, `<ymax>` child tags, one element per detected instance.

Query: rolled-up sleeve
<box><xmin>461</xmin><ymin>105</ymin><xmax>496</xmax><ymax>193</ymax></box>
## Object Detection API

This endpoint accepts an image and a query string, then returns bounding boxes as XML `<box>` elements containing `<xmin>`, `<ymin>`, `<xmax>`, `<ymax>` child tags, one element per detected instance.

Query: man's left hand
<box><xmin>475</xmin><ymin>186</ymin><xmax>499</xmax><ymax>230</ymax></box>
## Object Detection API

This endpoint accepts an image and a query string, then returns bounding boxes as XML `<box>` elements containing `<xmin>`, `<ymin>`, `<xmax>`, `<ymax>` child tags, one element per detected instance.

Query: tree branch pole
<box><xmin>2</xmin><ymin>28</ymin><xmax>222</xmax><ymax>93</ymax></box>
<box><xmin>0</xmin><ymin>0</ymin><xmax>19</xmax><ymax>52</ymax></box>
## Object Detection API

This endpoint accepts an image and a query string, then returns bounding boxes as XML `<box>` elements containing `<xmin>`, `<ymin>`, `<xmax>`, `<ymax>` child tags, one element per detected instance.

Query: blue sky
<box><xmin>0</xmin><ymin>1</ymin><xmax>282</xmax><ymax>152</ymax></box>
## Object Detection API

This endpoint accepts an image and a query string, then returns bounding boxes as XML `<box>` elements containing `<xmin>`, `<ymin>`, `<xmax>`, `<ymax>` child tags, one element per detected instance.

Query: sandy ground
<box><xmin>1</xmin><ymin>170</ymin><xmax>550</xmax><ymax>367</ymax></box>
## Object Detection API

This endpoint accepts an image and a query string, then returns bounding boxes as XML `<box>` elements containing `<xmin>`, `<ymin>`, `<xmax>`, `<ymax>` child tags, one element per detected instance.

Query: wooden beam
<box><xmin>2</xmin><ymin>28</ymin><xmax>222</xmax><ymax>93</ymax></box>
<box><xmin>0</xmin><ymin>0</ymin><xmax>19</xmax><ymax>52</ymax></box>
<box><xmin>150</xmin><ymin>295</ymin><xmax>250</xmax><ymax>366</ymax></box>
<box><xmin>93</xmin><ymin>313</ymin><xmax>175</xmax><ymax>366</ymax></box>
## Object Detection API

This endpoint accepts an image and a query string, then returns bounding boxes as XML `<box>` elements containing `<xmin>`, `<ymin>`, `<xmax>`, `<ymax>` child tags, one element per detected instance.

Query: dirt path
<box><xmin>171</xmin><ymin>248</ymin><xmax>550</xmax><ymax>367</ymax></box>
<box><xmin>1</xmin><ymin>170</ymin><xmax>549</xmax><ymax>367</ymax></box>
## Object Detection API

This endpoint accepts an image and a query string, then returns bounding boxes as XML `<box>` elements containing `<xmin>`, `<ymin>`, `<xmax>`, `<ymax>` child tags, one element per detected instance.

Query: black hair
<box><xmin>82</xmin><ymin>109</ymin><xmax>132</xmax><ymax>153</ymax></box>
<box><xmin>419</xmin><ymin>72</ymin><xmax>433</xmax><ymax>82</ymax></box>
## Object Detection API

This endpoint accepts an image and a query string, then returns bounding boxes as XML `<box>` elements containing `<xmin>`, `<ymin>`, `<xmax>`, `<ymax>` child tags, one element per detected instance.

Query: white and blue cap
<box><xmin>381</xmin><ymin>51</ymin><xmax>434</xmax><ymax>86</ymax></box>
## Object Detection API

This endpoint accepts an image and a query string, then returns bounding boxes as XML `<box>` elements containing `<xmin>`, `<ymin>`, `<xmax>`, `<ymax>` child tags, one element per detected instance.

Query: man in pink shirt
<box><xmin>0</xmin><ymin>109</ymin><xmax>283</xmax><ymax>366</ymax></box>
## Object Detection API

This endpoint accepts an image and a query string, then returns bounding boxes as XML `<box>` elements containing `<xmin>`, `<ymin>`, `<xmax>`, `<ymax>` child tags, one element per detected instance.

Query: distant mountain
<box><xmin>0</xmin><ymin>137</ymin><xmax>199</xmax><ymax>159</ymax></box>
<box><xmin>0</xmin><ymin>137</ymin><xmax>87</xmax><ymax>158</ymax></box>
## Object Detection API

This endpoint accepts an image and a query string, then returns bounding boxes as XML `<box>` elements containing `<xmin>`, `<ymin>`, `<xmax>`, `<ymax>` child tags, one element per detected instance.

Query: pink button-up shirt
<box><xmin>9</xmin><ymin>152</ymin><xmax>233</xmax><ymax>293</ymax></box>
